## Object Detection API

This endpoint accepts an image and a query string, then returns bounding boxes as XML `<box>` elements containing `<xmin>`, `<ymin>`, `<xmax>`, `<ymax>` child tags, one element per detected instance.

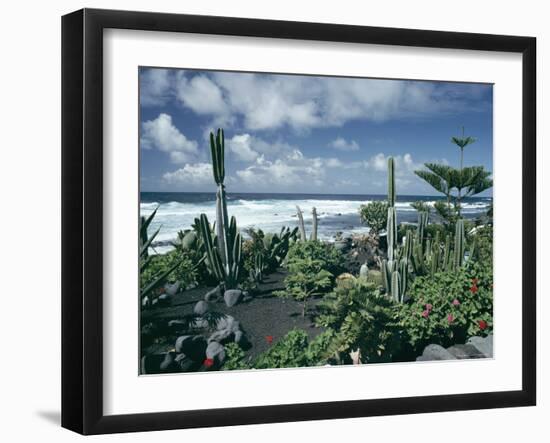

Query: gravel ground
<box><xmin>140</xmin><ymin>269</ymin><xmax>325</xmax><ymax>363</ymax></box>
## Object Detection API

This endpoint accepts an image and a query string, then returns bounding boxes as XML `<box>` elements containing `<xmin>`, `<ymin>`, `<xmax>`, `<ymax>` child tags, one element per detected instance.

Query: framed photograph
<box><xmin>62</xmin><ymin>8</ymin><xmax>536</xmax><ymax>435</ymax></box>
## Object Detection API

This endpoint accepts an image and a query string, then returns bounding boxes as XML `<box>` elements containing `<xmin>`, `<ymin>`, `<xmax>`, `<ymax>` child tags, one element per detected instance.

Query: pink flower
<box><xmin>425</xmin><ymin>303</ymin><xmax>433</xmax><ymax>311</ymax></box>
<box><xmin>452</xmin><ymin>299</ymin><xmax>460</xmax><ymax>306</ymax></box>
<box><xmin>447</xmin><ymin>314</ymin><xmax>454</xmax><ymax>324</ymax></box>
<box><xmin>421</xmin><ymin>310</ymin><xmax>430</xmax><ymax>318</ymax></box>
<box><xmin>203</xmin><ymin>358</ymin><xmax>214</xmax><ymax>368</ymax></box>
<box><xmin>266</xmin><ymin>335</ymin><xmax>274</xmax><ymax>344</ymax></box>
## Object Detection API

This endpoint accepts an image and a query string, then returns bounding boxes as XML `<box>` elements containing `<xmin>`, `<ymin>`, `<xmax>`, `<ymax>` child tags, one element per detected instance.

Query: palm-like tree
<box><xmin>415</xmin><ymin>164</ymin><xmax>492</xmax><ymax>220</ymax></box>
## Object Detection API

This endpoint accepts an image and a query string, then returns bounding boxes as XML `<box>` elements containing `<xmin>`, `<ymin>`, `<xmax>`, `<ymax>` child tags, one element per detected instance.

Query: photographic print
<box><xmin>139</xmin><ymin>67</ymin><xmax>494</xmax><ymax>375</ymax></box>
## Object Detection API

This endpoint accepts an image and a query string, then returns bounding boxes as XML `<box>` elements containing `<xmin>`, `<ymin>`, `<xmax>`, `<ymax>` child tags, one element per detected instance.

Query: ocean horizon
<box><xmin>140</xmin><ymin>191</ymin><xmax>492</xmax><ymax>253</ymax></box>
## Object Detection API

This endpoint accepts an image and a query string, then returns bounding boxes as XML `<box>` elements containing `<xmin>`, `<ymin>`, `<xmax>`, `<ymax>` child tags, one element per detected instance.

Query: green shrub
<box><xmin>359</xmin><ymin>201</ymin><xmax>388</xmax><ymax>235</ymax></box>
<box><xmin>274</xmin><ymin>256</ymin><xmax>333</xmax><ymax>317</ymax></box>
<box><xmin>286</xmin><ymin>240</ymin><xmax>345</xmax><ymax>276</ymax></box>
<box><xmin>252</xmin><ymin>329</ymin><xmax>338</xmax><ymax>369</ymax></box>
<box><xmin>140</xmin><ymin>249</ymin><xmax>196</xmax><ymax>291</ymax></box>
<box><xmin>396</xmin><ymin>260</ymin><xmax>493</xmax><ymax>355</ymax></box>
<box><xmin>254</xmin><ymin>329</ymin><xmax>310</xmax><ymax>369</ymax></box>
<box><xmin>316</xmin><ymin>277</ymin><xmax>401</xmax><ymax>363</ymax></box>
<box><xmin>222</xmin><ymin>343</ymin><xmax>252</xmax><ymax>370</ymax></box>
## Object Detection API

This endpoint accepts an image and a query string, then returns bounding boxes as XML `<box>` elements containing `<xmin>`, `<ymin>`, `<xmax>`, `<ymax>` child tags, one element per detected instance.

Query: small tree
<box><xmin>358</xmin><ymin>201</ymin><xmax>388</xmax><ymax>236</ymax></box>
<box><xmin>274</xmin><ymin>257</ymin><xmax>333</xmax><ymax>317</ymax></box>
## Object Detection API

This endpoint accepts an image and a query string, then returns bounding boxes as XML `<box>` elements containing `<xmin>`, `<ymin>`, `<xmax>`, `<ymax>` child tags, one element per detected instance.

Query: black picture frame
<box><xmin>61</xmin><ymin>8</ymin><xmax>536</xmax><ymax>435</ymax></box>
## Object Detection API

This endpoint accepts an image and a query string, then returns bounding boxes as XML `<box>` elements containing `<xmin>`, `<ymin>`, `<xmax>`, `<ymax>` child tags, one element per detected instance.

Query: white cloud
<box><xmin>175</xmin><ymin>73</ymin><xmax>228</xmax><ymax>115</ymax></box>
<box><xmin>328</xmin><ymin>137</ymin><xmax>360</xmax><ymax>151</ymax></box>
<box><xmin>236</xmin><ymin>148</ymin><xmax>326</xmax><ymax>189</ymax></box>
<box><xmin>169</xmin><ymin>71</ymin><xmax>488</xmax><ymax>132</ymax></box>
<box><xmin>140</xmin><ymin>69</ymin><xmax>172</xmax><ymax>106</ymax></box>
<box><xmin>141</xmin><ymin>113</ymin><xmax>199</xmax><ymax>164</ymax></box>
<box><xmin>163</xmin><ymin>163</ymin><xmax>212</xmax><ymax>186</ymax></box>
<box><xmin>227</xmin><ymin>134</ymin><xmax>259</xmax><ymax>162</ymax></box>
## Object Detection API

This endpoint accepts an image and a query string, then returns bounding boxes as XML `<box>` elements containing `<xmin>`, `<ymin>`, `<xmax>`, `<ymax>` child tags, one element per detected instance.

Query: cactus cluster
<box><xmin>296</xmin><ymin>205</ymin><xmax>319</xmax><ymax>242</ymax></box>
<box><xmin>381</xmin><ymin>157</ymin><xmax>474</xmax><ymax>302</ymax></box>
<box><xmin>381</xmin><ymin>157</ymin><xmax>408</xmax><ymax>303</ymax></box>
<box><xmin>197</xmin><ymin>129</ymin><xmax>243</xmax><ymax>289</ymax></box>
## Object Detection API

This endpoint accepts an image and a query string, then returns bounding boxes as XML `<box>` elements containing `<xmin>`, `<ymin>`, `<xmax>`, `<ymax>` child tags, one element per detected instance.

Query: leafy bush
<box><xmin>140</xmin><ymin>249</ymin><xmax>197</xmax><ymax>292</ymax></box>
<box><xmin>222</xmin><ymin>343</ymin><xmax>252</xmax><ymax>370</ymax></box>
<box><xmin>274</xmin><ymin>256</ymin><xmax>333</xmax><ymax>317</ymax></box>
<box><xmin>254</xmin><ymin>329</ymin><xmax>310</xmax><ymax>369</ymax></box>
<box><xmin>253</xmin><ymin>329</ymin><xmax>338</xmax><ymax>369</ymax></box>
<box><xmin>396</xmin><ymin>260</ymin><xmax>493</xmax><ymax>355</ymax></box>
<box><xmin>286</xmin><ymin>240</ymin><xmax>345</xmax><ymax>276</ymax></box>
<box><xmin>469</xmin><ymin>224</ymin><xmax>493</xmax><ymax>267</ymax></box>
<box><xmin>316</xmin><ymin>277</ymin><xmax>401</xmax><ymax>363</ymax></box>
<box><xmin>359</xmin><ymin>201</ymin><xmax>388</xmax><ymax>235</ymax></box>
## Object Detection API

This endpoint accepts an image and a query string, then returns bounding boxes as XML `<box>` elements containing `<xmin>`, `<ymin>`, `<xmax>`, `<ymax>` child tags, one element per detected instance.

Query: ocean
<box><xmin>140</xmin><ymin>192</ymin><xmax>491</xmax><ymax>254</ymax></box>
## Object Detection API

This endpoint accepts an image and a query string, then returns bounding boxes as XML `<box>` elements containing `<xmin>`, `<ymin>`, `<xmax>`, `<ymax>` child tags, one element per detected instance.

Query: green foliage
<box><xmin>140</xmin><ymin>249</ymin><xmax>196</xmax><ymax>290</ymax></box>
<box><xmin>253</xmin><ymin>329</ymin><xmax>338</xmax><ymax>369</ymax></box>
<box><xmin>243</xmin><ymin>226</ymin><xmax>299</xmax><ymax>275</ymax></box>
<box><xmin>396</xmin><ymin>261</ymin><xmax>493</xmax><ymax>354</ymax></box>
<box><xmin>316</xmin><ymin>277</ymin><xmax>401</xmax><ymax>363</ymax></box>
<box><xmin>359</xmin><ymin>201</ymin><xmax>388</xmax><ymax>234</ymax></box>
<box><xmin>222</xmin><ymin>343</ymin><xmax>252</xmax><ymax>370</ymax></box>
<box><xmin>275</xmin><ymin>256</ymin><xmax>333</xmax><ymax>317</ymax></box>
<box><xmin>469</xmin><ymin>225</ymin><xmax>493</xmax><ymax>266</ymax></box>
<box><xmin>254</xmin><ymin>329</ymin><xmax>310</xmax><ymax>369</ymax></box>
<box><xmin>410</xmin><ymin>201</ymin><xmax>431</xmax><ymax>213</ymax></box>
<box><xmin>286</xmin><ymin>240</ymin><xmax>345</xmax><ymax>276</ymax></box>
<box><xmin>198</xmin><ymin>213</ymin><xmax>242</xmax><ymax>289</ymax></box>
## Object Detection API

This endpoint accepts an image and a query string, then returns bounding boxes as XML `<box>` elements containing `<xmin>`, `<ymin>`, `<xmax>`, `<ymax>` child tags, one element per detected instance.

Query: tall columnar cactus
<box><xmin>454</xmin><ymin>218</ymin><xmax>465</xmax><ymax>270</ymax></box>
<box><xmin>417</xmin><ymin>211</ymin><xmax>428</xmax><ymax>245</ymax></box>
<box><xmin>196</xmin><ymin>129</ymin><xmax>243</xmax><ymax>289</ymax></box>
<box><xmin>296</xmin><ymin>205</ymin><xmax>306</xmax><ymax>241</ymax></box>
<box><xmin>386</xmin><ymin>157</ymin><xmax>397</xmax><ymax>261</ymax></box>
<box><xmin>311</xmin><ymin>207</ymin><xmax>318</xmax><ymax>241</ymax></box>
<box><xmin>296</xmin><ymin>205</ymin><xmax>319</xmax><ymax>242</ymax></box>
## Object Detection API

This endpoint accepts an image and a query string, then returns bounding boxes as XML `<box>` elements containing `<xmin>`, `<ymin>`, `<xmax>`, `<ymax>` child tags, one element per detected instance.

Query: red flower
<box><xmin>266</xmin><ymin>335</ymin><xmax>274</xmax><ymax>344</ymax></box>
<box><xmin>203</xmin><ymin>358</ymin><xmax>214</xmax><ymax>368</ymax></box>
<box><xmin>478</xmin><ymin>320</ymin><xmax>488</xmax><ymax>330</ymax></box>
<box><xmin>447</xmin><ymin>314</ymin><xmax>454</xmax><ymax>324</ymax></box>
<box><xmin>421</xmin><ymin>310</ymin><xmax>430</xmax><ymax>318</ymax></box>
<box><xmin>470</xmin><ymin>285</ymin><xmax>478</xmax><ymax>294</ymax></box>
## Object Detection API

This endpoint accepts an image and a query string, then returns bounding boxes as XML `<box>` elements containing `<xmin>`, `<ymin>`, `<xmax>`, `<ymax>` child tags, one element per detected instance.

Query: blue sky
<box><xmin>139</xmin><ymin>67</ymin><xmax>493</xmax><ymax>196</ymax></box>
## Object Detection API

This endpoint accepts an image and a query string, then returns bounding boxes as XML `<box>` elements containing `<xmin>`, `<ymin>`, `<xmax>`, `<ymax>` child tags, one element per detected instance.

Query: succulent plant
<box><xmin>197</xmin><ymin>129</ymin><xmax>243</xmax><ymax>289</ymax></box>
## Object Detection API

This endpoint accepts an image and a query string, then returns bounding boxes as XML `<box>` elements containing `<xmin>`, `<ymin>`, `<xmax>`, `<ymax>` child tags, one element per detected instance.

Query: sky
<box><xmin>139</xmin><ymin>67</ymin><xmax>493</xmax><ymax>196</ymax></box>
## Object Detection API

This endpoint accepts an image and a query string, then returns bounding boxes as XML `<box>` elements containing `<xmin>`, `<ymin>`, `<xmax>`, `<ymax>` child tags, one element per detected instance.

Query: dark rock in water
<box><xmin>205</xmin><ymin>286</ymin><xmax>222</xmax><ymax>302</ymax></box>
<box><xmin>417</xmin><ymin>344</ymin><xmax>456</xmax><ymax>361</ymax></box>
<box><xmin>224</xmin><ymin>289</ymin><xmax>243</xmax><ymax>307</ymax></box>
<box><xmin>193</xmin><ymin>300</ymin><xmax>209</xmax><ymax>316</ymax></box>
<box><xmin>467</xmin><ymin>335</ymin><xmax>493</xmax><ymax>357</ymax></box>
<box><xmin>175</xmin><ymin>335</ymin><xmax>207</xmax><ymax>361</ymax></box>
<box><xmin>447</xmin><ymin>344</ymin><xmax>485</xmax><ymax>359</ymax></box>
<box><xmin>206</xmin><ymin>341</ymin><xmax>226</xmax><ymax>364</ymax></box>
